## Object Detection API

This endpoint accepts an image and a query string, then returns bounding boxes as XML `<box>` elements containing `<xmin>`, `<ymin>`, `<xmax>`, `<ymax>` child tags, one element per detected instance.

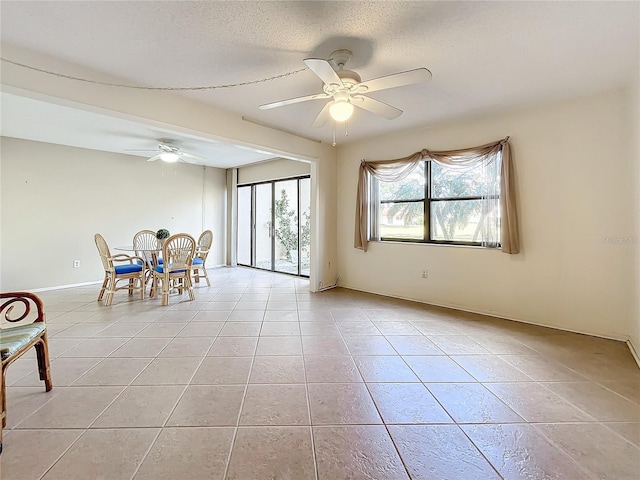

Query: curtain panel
<box><xmin>354</xmin><ymin>137</ymin><xmax>519</xmax><ymax>254</ymax></box>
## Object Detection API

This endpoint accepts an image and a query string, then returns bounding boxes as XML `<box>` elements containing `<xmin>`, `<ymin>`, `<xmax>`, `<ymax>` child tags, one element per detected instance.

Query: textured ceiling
<box><xmin>1</xmin><ymin>1</ymin><xmax>638</xmax><ymax>165</ymax></box>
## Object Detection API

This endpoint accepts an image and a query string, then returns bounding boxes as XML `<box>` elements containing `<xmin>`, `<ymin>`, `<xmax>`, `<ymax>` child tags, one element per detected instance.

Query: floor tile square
<box><xmin>132</xmin><ymin>357</ymin><xmax>202</xmax><ymax>385</ymax></box>
<box><xmin>461</xmin><ymin>424</ymin><xmax>591</xmax><ymax>479</ymax></box>
<box><xmin>240</xmin><ymin>384</ymin><xmax>309</xmax><ymax>425</ymax></box>
<box><xmin>354</xmin><ymin>356</ymin><xmax>420</xmax><ymax>382</ymax></box>
<box><xmin>134</xmin><ymin>427</ymin><xmax>234</xmax><ymax>480</ymax></box>
<box><xmin>166</xmin><ymin>385</ymin><xmax>245</xmax><ymax>426</ymax></box>
<box><xmin>208</xmin><ymin>336</ymin><xmax>258</xmax><ymax>356</ymax></box>
<box><xmin>427</xmin><ymin>383</ymin><xmax>524</xmax><ymax>423</ymax></box>
<box><xmin>191</xmin><ymin>356</ymin><xmax>253</xmax><ymax>384</ymax></box>
<box><xmin>389</xmin><ymin>425</ymin><xmax>500</xmax><ymax>479</ymax></box>
<box><xmin>91</xmin><ymin>385</ymin><xmax>184</xmax><ymax>427</ymax></box>
<box><xmin>249</xmin><ymin>356</ymin><xmax>306</xmax><ymax>383</ymax></box>
<box><xmin>256</xmin><ymin>336</ymin><xmax>303</xmax><ymax>355</ymax></box>
<box><xmin>368</xmin><ymin>383</ymin><xmax>453</xmax><ymax>424</ymax></box>
<box><xmin>40</xmin><ymin>428</ymin><xmax>159</xmax><ymax>480</ymax></box>
<box><xmin>403</xmin><ymin>356</ymin><xmax>476</xmax><ymax>382</ymax></box>
<box><xmin>313</xmin><ymin>425</ymin><xmax>409</xmax><ymax>479</ymax></box>
<box><xmin>1</xmin><ymin>429</ymin><xmax>84</xmax><ymax>480</ymax></box>
<box><xmin>226</xmin><ymin>427</ymin><xmax>315</xmax><ymax>480</ymax></box>
<box><xmin>307</xmin><ymin>383</ymin><xmax>382</xmax><ymax>424</ymax></box>
<box><xmin>304</xmin><ymin>355</ymin><xmax>363</xmax><ymax>383</ymax></box>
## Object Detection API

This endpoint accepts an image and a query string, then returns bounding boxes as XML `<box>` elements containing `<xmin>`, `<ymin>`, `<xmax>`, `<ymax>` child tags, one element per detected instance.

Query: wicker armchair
<box><xmin>94</xmin><ymin>233</ymin><xmax>146</xmax><ymax>306</ymax></box>
<box><xmin>151</xmin><ymin>233</ymin><xmax>196</xmax><ymax>306</ymax></box>
<box><xmin>133</xmin><ymin>230</ymin><xmax>159</xmax><ymax>261</ymax></box>
<box><xmin>192</xmin><ymin>229</ymin><xmax>213</xmax><ymax>286</ymax></box>
<box><xmin>133</xmin><ymin>229</ymin><xmax>161</xmax><ymax>286</ymax></box>
<box><xmin>1</xmin><ymin>292</ymin><xmax>53</xmax><ymax>452</ymax></box>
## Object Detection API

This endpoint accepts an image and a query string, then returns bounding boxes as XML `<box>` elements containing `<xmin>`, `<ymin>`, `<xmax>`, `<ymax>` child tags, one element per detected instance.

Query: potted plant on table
<box><xmin>156</xmin><ymin>228</ymin><xmax>170</xmax><ymax>248</ymax></box>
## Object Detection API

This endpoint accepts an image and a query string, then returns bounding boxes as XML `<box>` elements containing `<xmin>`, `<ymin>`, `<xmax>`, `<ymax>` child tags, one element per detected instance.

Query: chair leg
<box><xmin>104</xmin><ymin>289</ymin><xmax>114</xmax><ymax>306</ymax></box>
<box><xmin>194</xmin><ymin>269</ymin><xmax>200</xmax><ymax>283</ymax></box>
<box><xmin>34</xmin><ymin>334</ymin><xmax>53</xmax><ymax>391</ymax></box>
<box><xmin>203</xmin><ymin>267</ymin><xmax>210</xmax><ymax>287</ymax></box>
<box><xmin>1</xmin><ymin>366</ymin><xmax>7</xmax><ymax>429</ymax></box>
<box><xmin>185</xmin><ymin>275</ymin><xmax>196</xmax><ymax>301</ymax></box>
<box><xmin>161</xmin><ymin>275</ymin><xmax>169</xmax><ymax>306</ymax></box>
<box><xmin>97</xmin><ymin>277</ymin><xmax>108</xmax><ymax>301</ymax></box>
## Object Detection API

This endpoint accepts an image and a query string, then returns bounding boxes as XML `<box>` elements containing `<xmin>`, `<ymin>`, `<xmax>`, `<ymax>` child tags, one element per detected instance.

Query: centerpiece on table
<box><xmin>156</xmin><ymin>228</ymin><xmax>170</xmax><ymax>248</ymax></box>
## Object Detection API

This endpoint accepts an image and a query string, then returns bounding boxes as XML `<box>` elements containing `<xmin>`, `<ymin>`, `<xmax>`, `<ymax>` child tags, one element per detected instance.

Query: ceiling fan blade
<box><xmin>356</xmin><ymin>68</ymin><xmax>432</xmax><ymax>94</ymax></box>
<box><xmin>353</xmin><ymin>96</ymin><xmax>403</xmax><ymax>120</ymax></box>
<box><xmin>259</xmin><ymin>92</ymin><xmax>330</xmax><ymax>110</ymax></box>
<box><xmin>179</xmin><ymin>152</ymin><xmax>206</xmax><ymax>164</ymax></box>
<box><xmin>147</xmin><ymin>154</ymin><xmax>162</xmax><ymax>162</ymax></box>
<box><xmin>311</xmin><ymin>102</ymin><xmax>332</xmax><ymax>128</ymax></box>
<box><xmin>303</xmin><ymin>58</ymin><xmax>344</xmax><ymax>88</ymax></box>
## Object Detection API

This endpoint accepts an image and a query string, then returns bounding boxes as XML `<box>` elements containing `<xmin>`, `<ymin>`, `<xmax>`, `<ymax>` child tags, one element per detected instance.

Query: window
<box><xmin>373</xmin><ymin>158</ymin><xmax>501</xmax><ymax>246</ymax></box>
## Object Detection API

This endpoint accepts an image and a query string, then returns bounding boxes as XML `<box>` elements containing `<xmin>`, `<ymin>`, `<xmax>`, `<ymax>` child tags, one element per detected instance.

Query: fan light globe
<box><xmin>329</xmin><ymin>100</ymin><xmax>354</xmax><ymax>122</ymax></box>
<box><xmin>159</xmin><ymin>152</ymin><xmax>180</xmax><ymax>163</ymax></box>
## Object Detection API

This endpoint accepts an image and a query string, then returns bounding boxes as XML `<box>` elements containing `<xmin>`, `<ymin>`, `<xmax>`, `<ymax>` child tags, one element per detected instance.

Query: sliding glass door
<box><xmin>237</xmin><ymin>176</ymin><xmax>310</xmax><ymax>277</ymax></box>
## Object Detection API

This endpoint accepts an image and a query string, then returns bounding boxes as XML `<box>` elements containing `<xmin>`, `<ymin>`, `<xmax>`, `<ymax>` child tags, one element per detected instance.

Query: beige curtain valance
<box><xmin>354</xmin><ymin>137</ymin><xmax>519</xmax><ymax>254</ymax></box>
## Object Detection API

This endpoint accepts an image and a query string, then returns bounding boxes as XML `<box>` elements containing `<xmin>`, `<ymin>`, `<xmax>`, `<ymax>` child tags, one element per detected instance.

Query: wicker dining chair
<box><xmin>192</xmin><ymin>229</ymin><xmax>213</xmax><ymax>286</ymax></box>
<box><xmin>133</xmin><ymin>230</ymin><xmax>158</xmax><ymax>260</ymax></box>
<box><xmin>1</xmin><ymin>292</ymin><xmax>53</xmax><ymax>440</ymax></box>
<box><xmin>151</xmin><ymin>233</ymin><xmax>196</xmax><ymax>306</ymax></box>
<box><xmin>133</xmin><ymin>229</ymin><xmax>160</xmax><ymax>286</ymax></box>
<box><xmin>94</xmin><ymin>233</ymin><xmax>146</xmax><ymax>306</ymax></box>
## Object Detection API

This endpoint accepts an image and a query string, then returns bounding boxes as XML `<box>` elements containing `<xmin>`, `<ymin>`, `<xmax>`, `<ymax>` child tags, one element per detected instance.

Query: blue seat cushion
<box><xmin>114</xmin><ymin>264</ymin><xmax>143</xmax><ymax>274</ymax></box>
<box><xmin>192</xmin><ymin>258</ymin><xmax>204</xmax><ymax>265</ymax></box>
<box><xmin>0</xmin><ymin>323</ymin><xmax>46</xmax><ymax>360</ymax></box>
<box><xmin>154</xmin><ymin>265</ymin><xmax>185</xmax><ymax>274</ymax></box>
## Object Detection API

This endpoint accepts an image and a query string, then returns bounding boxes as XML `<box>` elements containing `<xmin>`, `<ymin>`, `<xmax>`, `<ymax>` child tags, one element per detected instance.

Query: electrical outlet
<box><xmin>73</xmin><ymin>260</ymin><xmax>80</xmax><ymax>268</ymax></box>
<box><xmin>421</xmin><ymin>269</ymin><xmax>428</xmax><ymax>279</ymax></box>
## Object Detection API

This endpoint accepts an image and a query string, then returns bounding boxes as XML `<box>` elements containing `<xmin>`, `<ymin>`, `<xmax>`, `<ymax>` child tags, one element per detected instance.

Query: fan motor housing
<box><xmin>337</xmin><ymin>70</ymin><xmax>361</xmax><ymax>86</ymax></box>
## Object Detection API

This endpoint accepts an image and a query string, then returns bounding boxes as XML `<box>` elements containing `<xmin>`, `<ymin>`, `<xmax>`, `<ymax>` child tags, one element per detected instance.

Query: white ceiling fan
<box><xmin>259</xmin><ymin>49</ymin><xmax>432</xmax><ymax>127</ymax></box>
<box><xmin>125</xmin><ymin>141</ymin><xmax>206</xmax><ymax>164</ymax></box>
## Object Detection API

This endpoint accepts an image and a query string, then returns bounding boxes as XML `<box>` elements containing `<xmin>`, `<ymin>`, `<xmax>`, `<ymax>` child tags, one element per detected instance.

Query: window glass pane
<box><xmin>431</xmin><ymin>161</ymin><xmax>499</xmax><ymax>199</ymax></box>
<box><xmin>380</xmin><ymin>202</ymin><xmax>424</xmax><ymax>240</ymax></box>
<box><xmin>299</xmin><ymin>177</ymin><xmax>311</xmax><ymax>277</ymax></box>
<box><xmin>431</xmin><ymin>199</ymin><xmax>498</xmax><ymax>243</ymax></box>
<box><xmin>255</xmin><ymin>183</ymin><xmax>272</xmax><ymax>270</ymax></box>
<box><xmin>379</xmin><ymin>165</ymin><xmax>425</xmax><ymax>201</ymax></box>
<box><xmin>237</xmin><ymin>186</ymin><xmax>252</xmax><ymax>266</ymax></box>
<box><xmin>273</xmin><ymin>180</ymin><xmax>298</xmax><ymax>274</ymax></box>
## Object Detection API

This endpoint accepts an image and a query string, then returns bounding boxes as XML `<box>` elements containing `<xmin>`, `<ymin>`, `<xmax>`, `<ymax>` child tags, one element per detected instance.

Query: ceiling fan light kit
<box><xmin>124</xmin><ymin>141</ymin><xmax>206</xmax><ymax>165</ymax></box>
<box><xmin>159</xmin><ymin>152</ymin><xmax>180</xmax><ymax>163</ymax></box>
<box><xmin>329</xmin><ymin>90</ymin><xmax>354</xmax><ymax>122</ymax></box>
<box><xmin>258</xmin><ymin>49</ymin><xmax>432</xmax><ymax>140</ymax></box>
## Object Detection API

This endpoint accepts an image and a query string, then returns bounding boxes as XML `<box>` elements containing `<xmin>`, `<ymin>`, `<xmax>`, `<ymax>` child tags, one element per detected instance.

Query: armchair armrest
<box><xmin>0</xmin><ymin>292</ymin><xmax>46</xmax><ymax>326</ymax></box>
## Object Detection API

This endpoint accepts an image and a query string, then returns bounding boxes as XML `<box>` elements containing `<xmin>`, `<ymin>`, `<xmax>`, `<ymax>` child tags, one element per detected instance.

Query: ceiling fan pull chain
<box><xmin>345</xmin><ymin>120</ymin><xmax>349</xmax><ymax>137</ymax></box>
<box><xmin>332</xmin><ymin>123</ymin><xmax>336</xmax><ymax>147</ymax></box>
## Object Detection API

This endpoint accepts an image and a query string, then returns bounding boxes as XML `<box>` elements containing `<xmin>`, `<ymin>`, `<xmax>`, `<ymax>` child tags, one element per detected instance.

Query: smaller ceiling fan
<box><xmin>259</xmin><ymin>49</ymin><xmax>432</xmax><ymax>127</ymax></box>
<box><xmin>125</xmin><ymin>141</ymin><xmax>206</xmax><ymax>164</ymax></box>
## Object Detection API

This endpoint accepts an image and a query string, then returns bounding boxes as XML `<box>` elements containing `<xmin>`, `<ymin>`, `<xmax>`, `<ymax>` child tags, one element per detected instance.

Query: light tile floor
<box><xmin>2</xmin><ymin>267</ymin><xmax>639</xmax><ymax>479</ymax></box>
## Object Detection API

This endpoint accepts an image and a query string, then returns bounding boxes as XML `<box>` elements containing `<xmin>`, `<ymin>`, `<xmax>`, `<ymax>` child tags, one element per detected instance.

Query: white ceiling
<box><xmin>1</xmin><ymin>1</ymin><xmax>638</xmax><ymax>167</ymax></box>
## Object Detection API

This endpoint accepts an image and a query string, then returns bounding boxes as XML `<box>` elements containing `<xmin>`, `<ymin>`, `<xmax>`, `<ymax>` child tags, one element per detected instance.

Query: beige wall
<box><xmin>238</xmin><ymin>158</ymin><xmax>311</xmax><ymax>185</ymax></box>
<box><xmin>0</xmin><ymin>137</ymin><xmax>227</xmax><ymax>291</ymax></box>
<box><xmin>1</xmin><ymin>43</ymin><xmax>338</xmax><ymax>291</ymax></box>
<box><xmin>337</xmin><ymin>88</ymin><xmax>638</xmax><ymax>342</ymax></box>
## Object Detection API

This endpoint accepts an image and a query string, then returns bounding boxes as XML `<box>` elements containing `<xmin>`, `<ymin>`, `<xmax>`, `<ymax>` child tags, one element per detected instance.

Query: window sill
<box><xmin>373</xmin><ymin>239</ymin><xmax>499</xmax><ymax>250</ymax></box>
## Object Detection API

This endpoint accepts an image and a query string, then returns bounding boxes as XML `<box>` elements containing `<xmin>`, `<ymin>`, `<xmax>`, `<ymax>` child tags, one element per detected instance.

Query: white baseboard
<box><xmin>30</xmin><ymin>280</ymin><xmax>103</xmax><ymax>292</ymax></box>
<box><xmin>338</xmin><ymin>283</ymin><xmax>635</xmax><ymax>346</ymax></box>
